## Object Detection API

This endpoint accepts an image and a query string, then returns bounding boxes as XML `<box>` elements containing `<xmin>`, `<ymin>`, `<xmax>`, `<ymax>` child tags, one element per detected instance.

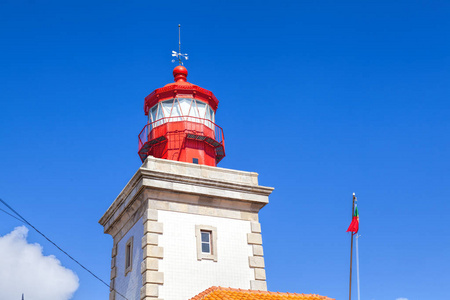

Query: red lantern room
<box><xmin>138</xmin><ymin>66</ymin><xmax>225</xmax><ymax>166</ymax></box>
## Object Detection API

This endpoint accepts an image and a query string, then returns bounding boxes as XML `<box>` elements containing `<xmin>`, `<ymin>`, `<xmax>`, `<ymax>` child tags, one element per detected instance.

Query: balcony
<box><xmin>138</xmin><ymin>116</ymin><xmax>225</xmax><ymax>163</ymax></box>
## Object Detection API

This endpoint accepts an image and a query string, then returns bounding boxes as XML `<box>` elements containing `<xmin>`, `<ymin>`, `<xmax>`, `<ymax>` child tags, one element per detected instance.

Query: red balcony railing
<box><xmin>138</xmin><ymin>116</ymin><xmax>225</xmax><ymax>162</ymax></box>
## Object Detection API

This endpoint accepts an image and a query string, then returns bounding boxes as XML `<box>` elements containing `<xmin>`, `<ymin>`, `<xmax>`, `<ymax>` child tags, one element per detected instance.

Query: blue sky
<box><xmin>1</xmin><ymin>1</ymin><xmax>449</xmax><ymax>299</ymax></box>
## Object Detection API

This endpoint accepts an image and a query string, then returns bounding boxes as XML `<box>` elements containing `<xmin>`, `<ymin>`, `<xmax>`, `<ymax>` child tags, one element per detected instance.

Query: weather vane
<box><xmin>172</xmin><ymin>24</ymin><xmax>188</xmax><ymax>65</ymax></box>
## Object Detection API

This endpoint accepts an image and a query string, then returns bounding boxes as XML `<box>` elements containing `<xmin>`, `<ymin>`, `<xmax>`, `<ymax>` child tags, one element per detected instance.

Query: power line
<box><xmin>0</xmin><ymin>207</ymin><xmax>25</xmax><ymax>223</ymax></box>
<box><xmin>0</xmin><ymin>198</ymin><xmax>128</xmax><ymax>300</ymax></box>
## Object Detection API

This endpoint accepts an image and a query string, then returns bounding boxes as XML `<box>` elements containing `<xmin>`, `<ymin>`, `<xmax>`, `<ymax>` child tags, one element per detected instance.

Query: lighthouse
<box><xmin>99</xmin><ymin>65</ymin><xmax>274</xmax><ymax>300</ymax></box>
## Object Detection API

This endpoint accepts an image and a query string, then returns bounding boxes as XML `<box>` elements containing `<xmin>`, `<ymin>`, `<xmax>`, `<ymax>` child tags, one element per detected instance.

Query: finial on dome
<box><xmin>173</xmin><ymin>65</ymin><xmax>188</xmax><ymax>82</ymax></box>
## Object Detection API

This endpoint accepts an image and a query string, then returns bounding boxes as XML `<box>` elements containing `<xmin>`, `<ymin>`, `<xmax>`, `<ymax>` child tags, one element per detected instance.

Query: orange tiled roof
<box><xmin>189</xmin><ymin>286</ymin><xmax>334</xmax><ymax>300</ymax></box>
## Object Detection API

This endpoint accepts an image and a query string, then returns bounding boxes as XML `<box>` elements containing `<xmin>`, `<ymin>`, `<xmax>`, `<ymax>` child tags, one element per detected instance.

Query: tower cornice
<box><xmin>99</xmin><ymin>156</ymin><xmax>274</xmax><ymax>236</ymax></box>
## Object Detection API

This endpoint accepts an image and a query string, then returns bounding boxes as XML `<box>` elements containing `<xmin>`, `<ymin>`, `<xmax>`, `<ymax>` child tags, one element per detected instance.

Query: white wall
<box><xmin>158</xmin><ymin>210</ymin><xmax>254</xmax><ymax>300</ymax></box>
<box><xmin>115</xmin><ymin>217</ymin><xmax>143</xmax><ymax>300</ymax></box>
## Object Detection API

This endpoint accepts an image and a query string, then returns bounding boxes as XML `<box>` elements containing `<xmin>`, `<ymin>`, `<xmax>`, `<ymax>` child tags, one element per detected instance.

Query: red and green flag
<box><xmin>346</xmin><ymin>205</ymin><xmax>359</xmax><ymax>234</ymax></box>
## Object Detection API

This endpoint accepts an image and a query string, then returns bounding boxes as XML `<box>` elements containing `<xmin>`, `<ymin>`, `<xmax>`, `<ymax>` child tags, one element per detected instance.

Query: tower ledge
<box><xmin>99</xmin><ymin>156</ymin><xmax>274</xmax><ymax>236</ymax></box>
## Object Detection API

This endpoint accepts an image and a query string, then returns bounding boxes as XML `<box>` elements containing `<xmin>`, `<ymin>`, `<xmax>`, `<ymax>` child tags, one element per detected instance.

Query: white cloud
<box><xmin>0</xmin><ymin>226</ymin><xmax>79</xmax><ymax>300</ymax></box>
<box><xmin>396</xmin><ymin>298</ymin><xmax>408</xmax><ymax>300</ymax></box>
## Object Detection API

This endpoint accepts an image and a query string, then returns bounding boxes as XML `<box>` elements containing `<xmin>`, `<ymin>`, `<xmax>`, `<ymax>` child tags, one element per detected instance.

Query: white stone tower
<box><xmin>99</xmin><ymin>67</ymin><xmax>273</xmax><ymax>300</ymax></box>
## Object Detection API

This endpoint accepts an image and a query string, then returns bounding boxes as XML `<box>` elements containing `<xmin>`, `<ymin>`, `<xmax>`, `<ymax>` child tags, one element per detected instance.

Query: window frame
<box><xmin>200</xmin><ymin>230</ymin><xmax>211</xmax><ymax>254</ymax></box>
<box><xmin>148</xmin><ymin>98</ymin><xmax>215</xmax><ymax>125</ymax></box>
<box><xmin>124</xmin><ymin>236</ymin><xmax>133</xmax><ymax>275</ymax></box>
<box><xmin>195</xmin><ymin>225</ymin><xmax>218</xmax><ymax>261</ymax></box>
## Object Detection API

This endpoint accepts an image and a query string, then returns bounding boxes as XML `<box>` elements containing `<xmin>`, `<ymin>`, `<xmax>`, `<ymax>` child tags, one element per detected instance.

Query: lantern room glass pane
<box><xmin>171</xmin><ymin>98</ymin><xmax>182</xmax><ymax>119</ymax></box>
<box><xmin>178</xmin><ymin>98</ymin><xmax>192</xmax><ymax>116</ymax></box>
<box><xmin>162</xmin><ymin>100</ymin><xmax>173</xmax><ymax>117</ymax></box>
<box><xmin>155</xmin><ymin>103</ymin><xmax>164</xmax><ymax>125</ymax></box>
<box><xmin>156</xmin><ymin>103</ymin><xmax>164</xmax><ymax>120</ymax></box>
<box><xmin>151</xmin><ymin>106</ymin><xmax>157</xmax><ymax>123</ymax></box>
<box><xmin>205</xmin><ymin>106</ymin><xmax>211</xmax><ymax>121</ymax></box>
<box><xmin>210</xmin><ymin>107</ymin><xmax>215</xmax><ymax>123</ymax></box>
<box><xmin>189</xmin><ymin>99</ymin><xmax>200</xmax><ymax>118</ymax></box>
<box><xmin>196</xmin><ymin>100</ymin><xmax>207</xmax><ymax>119</ymax></box>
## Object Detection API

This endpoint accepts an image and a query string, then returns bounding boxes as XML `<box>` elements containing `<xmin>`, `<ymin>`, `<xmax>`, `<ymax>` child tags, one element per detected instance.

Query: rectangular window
<box><xmin>195</xmin><ymin>225</ymin><xmax>217</xmax><ymax>261</ymax></box>
<box><xmin>201</xmin><ymin>230</ymin><xmax>211</xmax><ymax>254</ymax></box>
<box><xmin>125</xmin><ymin>244</ymin><xmax>131</xmax><ymax>268</ymax></box>
<box><xmin>125</xmin><ymin>236</ymin><xmax>133</xmax><ymax>275</ymax></box>
<box><xmin>193</xmin><ymin>158</ymin><xmax>199</xmax><ymax>164</ymax></box>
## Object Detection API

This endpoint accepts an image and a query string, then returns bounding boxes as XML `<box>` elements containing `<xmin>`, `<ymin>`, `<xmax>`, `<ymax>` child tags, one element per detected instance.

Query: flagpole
<box><xmin>349</xmin><ymin>193</ymin><xmax>356</xmax><ymax>300</ymax></box>
<box><xmin>356</xmin><ymin>234</ymin><xmax>360</xmax><ymax>300</ymax></box>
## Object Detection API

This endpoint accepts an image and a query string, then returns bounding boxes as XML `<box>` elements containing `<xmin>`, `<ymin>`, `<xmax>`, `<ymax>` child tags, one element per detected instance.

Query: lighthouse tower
<box><xmin>99</xmin><ymin>66</ymin><xmax>273</xmax><ymax>300</ymax></box>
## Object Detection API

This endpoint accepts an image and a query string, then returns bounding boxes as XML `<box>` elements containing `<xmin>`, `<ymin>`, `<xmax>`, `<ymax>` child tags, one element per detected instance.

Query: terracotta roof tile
<box><xmin>189</xmin><ymin>286</ymin><xmax>334</xmax><ymax>300</ymax></box>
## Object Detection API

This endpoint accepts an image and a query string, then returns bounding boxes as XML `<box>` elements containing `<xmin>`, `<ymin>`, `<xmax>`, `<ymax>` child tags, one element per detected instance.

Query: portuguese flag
<box><xmin>346</xmin><ymin>205</ymin><xmax>359</xmax><ymax>234</ymax></box>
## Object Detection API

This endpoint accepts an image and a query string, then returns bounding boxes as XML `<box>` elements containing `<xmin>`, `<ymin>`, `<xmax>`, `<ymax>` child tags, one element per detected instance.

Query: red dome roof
<box><xmin>145</xmin><ymin>66</ymin><xmax>219</xmax><ymax>115</ymax></box>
